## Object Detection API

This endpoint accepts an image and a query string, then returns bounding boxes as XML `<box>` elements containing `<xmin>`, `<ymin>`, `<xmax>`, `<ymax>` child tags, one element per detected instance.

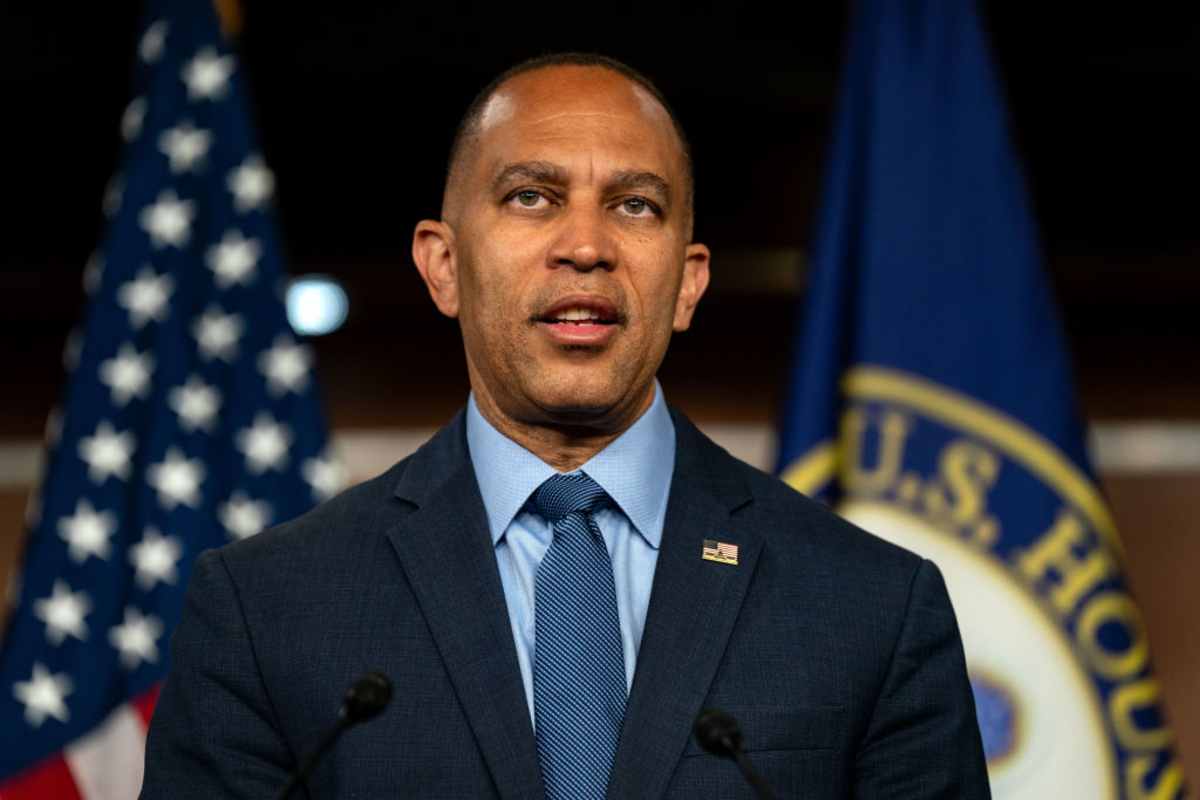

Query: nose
<box><xmin>548</xmin><ymin>204</ymin><xmax>617</xmax><ymax>272</ymax></box>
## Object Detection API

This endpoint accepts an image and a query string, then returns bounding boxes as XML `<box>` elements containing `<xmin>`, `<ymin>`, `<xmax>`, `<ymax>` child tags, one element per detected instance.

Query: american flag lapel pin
<box><xmin>701</xmin><ymin>538</ymin><xmax>739</xmax><ymax>566</ymax></box>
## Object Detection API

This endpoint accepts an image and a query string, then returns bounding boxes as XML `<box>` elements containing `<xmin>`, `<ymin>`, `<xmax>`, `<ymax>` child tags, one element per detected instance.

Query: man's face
<box><xmin>416</xmin><ymin>65</ymin><xmax>709</xmax><ymax>430</ymax></box>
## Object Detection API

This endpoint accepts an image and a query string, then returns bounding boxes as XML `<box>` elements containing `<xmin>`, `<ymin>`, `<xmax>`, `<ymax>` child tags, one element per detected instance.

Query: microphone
<box><xmin>274</xmin><ymin>671</ymin><xmax>393</xmax><ymax>800</ymax></box>
<box><xmin>693</xmin><ymin>708</ymin><xmax>777</xmax><ymax>800</ymax></box>
<box><xmin>341</xmin><ymin>671</ymin><xmax>393</xmax><ymax>724</ymax></box>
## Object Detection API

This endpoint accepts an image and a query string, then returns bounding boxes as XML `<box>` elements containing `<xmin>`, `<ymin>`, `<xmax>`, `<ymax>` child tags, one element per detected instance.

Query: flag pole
<box><xmin>213</xmin><ymin>0</ymin><xmax>242</xmax><ymax>38</ymax></box>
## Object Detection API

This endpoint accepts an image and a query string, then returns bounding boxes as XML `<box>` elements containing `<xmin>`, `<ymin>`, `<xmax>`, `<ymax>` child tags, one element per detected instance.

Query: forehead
<box><xmin>472</xmin><ymin>66</ymin><xmax>683</xmax><ymax>179</ymax></box>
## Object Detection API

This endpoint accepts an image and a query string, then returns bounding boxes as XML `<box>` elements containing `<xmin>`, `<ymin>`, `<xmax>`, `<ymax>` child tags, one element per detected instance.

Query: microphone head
<box><xmin>341</xmin><ymin>671</ymin><xmax>393</xmax><ymax>724</ymax></box>
<box><xmin>693</xmin><ymin>708</ymin><xmax>743</xmax><ymax>759</ymax></box>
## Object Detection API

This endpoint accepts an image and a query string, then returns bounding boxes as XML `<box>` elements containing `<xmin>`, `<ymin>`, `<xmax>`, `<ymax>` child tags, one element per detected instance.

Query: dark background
<box><xmin>2</xmin><ymin>3</ymin><xmax>1197</xmax><ymax>436</ymax></box>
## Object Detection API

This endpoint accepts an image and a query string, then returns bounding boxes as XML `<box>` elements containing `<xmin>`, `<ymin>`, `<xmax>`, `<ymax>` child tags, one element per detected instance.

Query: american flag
<box><xmin>0</xmin><ymin>1</ymin><xmax>337</xmax><ymax>796</ymax></box>
<box><xmin>701</xmin><ymin>539</ymin><xmax>739</xmax><ymax>565</ymax></box>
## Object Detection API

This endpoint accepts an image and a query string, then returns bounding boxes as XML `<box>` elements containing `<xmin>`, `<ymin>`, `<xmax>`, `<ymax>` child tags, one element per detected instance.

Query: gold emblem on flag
<box><xmin>702</xmin><ymin>539</ymin><xmax>739</xmax><ymax>565</ymax></box>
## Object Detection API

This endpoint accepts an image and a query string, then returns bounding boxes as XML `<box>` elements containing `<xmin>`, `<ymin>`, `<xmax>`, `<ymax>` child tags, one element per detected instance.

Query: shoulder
<box><xmin>749</xmin><ymin>461</ymin><xmax>918</xmax><ymax>569</ymax></box>
<box><xmin>211</xmin><ymin>457</ymin><xmax>409</xmax><ymax>580</ymax></box>
<box><xmin>671</xmin><ymin>408</ymin><xmax>924</xmax><ymax>585</ymax></box>
<box><xmin>212</xmin><ymin>410</ymin><xmax>469</xmax><ymax>579</ymax></box>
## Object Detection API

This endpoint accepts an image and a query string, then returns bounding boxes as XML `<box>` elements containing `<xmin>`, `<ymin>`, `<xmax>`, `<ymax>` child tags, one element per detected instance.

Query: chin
<box><xmin>527</xmin><ymin>370</ymin><xmax>630</xmax><ymax>422</ymax></box>
<box><xmin>528</xmin><ymin>364</ymin><xmax>652</xmax><ymax>422</ymax></box>
<box><xmin>534</xmin><ymin>389</ymin><xmax>618</xmax><ymax>420</ymax></box>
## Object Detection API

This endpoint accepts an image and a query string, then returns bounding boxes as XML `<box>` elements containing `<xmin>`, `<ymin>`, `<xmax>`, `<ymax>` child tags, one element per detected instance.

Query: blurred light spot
<box><xmin>287</xmin><ymin>276</ymin><xmax>348</xmax><ymax>336</ymax></box>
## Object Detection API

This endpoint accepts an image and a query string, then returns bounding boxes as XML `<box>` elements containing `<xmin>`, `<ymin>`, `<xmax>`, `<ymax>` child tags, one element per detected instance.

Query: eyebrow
<box><xmin>607</xmin><ymin>170</ymin><xmax>671</xmax><ymax>203</ymax></box>
<box><xmin>491</xmin><ymin>161</ymin><xmax>569</xmax><ymax>193</ymax></box>
<box><xmin>490</xmin><ymin>161</ymin><xmax>673</xmax><ymax>204</ymax></box>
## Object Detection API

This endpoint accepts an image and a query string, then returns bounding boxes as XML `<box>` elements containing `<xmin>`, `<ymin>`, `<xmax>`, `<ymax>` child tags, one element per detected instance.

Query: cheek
<box><xmin>460</xmin><ymin>243</ymin><xmax>514</xmax><ymax>315</ymax></box>
<box><xmin>628</xmin><ymin>254</ymin><xmax>686</xmax><ymax>332</ymax></box>
<box><xmin>458</xmin><ymin>244</ymin><xmax>537</xmax><ymax>350</ymax></box>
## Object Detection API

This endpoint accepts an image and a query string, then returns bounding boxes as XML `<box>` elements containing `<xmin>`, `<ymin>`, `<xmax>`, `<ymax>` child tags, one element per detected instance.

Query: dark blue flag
<box><xmin>0</xmin><ymin>1</ymin><xmax>337</xmax><ymax>794</ymax></box>
<box><xmin>776</xmin><ymin>0</ymin><xmax>1184</xmax><ymax>796</ymax></box>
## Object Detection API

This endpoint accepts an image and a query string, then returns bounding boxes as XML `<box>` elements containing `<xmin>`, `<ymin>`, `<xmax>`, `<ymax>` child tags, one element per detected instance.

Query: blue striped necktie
<box><xmin>530</xmin><ymin>473</ymin><xmax>627</xmax><ymax>800</ymax></box>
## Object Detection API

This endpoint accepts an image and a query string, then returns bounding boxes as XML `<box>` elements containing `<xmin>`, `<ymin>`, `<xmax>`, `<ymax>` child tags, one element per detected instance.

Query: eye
<box><xmin>618</xmin><ymin>197</ymin><xmax>658</xmax><ymax>217</ymax></box>
<box><xmin>508</xmin><ymin>189</ymin><xmax>550</xmax><ymax>210</ymax></box>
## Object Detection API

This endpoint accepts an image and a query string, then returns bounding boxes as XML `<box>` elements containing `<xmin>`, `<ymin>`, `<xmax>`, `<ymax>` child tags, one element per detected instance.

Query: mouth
<box><xmin>532</xmin><ymin>295</ymin><xmax>623</xmax><ymax>347</ymax></box>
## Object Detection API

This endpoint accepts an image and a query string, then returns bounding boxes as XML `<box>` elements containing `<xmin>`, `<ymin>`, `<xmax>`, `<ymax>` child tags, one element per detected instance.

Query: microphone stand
<box><xmin>274</xmin><ymin>714</ymin><xmax>351</xmax><ymax>800</ymax></box>
<box><xmin>274</xmin><ymin>671</ymin><xmax>393</xmax><ymax>800</ymax></box>
<box><xmin>731</xmin><ymin>747</ymin><xmax>777</xmax><ymax>800</ymax></box>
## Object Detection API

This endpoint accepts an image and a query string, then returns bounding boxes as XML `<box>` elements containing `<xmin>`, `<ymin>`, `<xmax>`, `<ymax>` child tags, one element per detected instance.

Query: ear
<box><xmin>672</xmin><ymin>243</ymin><xmax>711</xmax><ymax>331</ymax></box>
<box><xmin>412</xmin><ymin>219</ymin><xmax>460</xmax><ymax>318</ymax></box>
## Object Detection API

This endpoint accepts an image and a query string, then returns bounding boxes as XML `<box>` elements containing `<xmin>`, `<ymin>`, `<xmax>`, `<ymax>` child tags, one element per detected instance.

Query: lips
<box><xmin>533</xmin><ymin>295</ymin><xmax>622</xmax><ymax>347</ymax></box>
<box><xmin>535</xmin><ymin>296</ymin><xmax>621</xmax><ymax>325</ymax></box>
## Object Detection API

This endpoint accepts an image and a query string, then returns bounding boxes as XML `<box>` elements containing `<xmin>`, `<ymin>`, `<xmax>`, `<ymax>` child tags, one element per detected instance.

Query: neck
<box><xmin>471</xmin><ymin>383</ymin><xmax>655</xmax><ymax>472</ymax></box>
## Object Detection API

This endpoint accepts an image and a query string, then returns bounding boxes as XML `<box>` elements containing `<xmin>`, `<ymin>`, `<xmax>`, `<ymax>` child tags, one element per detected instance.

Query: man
<box><xmin>143</xmin><ymin>53</ymin><xmax>990</xmax><ymax>798</ymax></box>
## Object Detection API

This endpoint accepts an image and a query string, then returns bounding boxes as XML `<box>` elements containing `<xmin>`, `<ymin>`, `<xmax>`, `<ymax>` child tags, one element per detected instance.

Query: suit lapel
<box><xmin>607</xmin><ymin>413</ymin><xmax>761</xmax><ymax>800</ymax></box>
<box><xmin>385</xmin><ymin>414</ymin><xmax>543</xmax><ymax>800</ymax></box>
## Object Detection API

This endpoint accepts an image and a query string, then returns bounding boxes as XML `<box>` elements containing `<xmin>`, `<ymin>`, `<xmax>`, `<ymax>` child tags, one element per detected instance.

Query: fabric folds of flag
<box><xmin>0</xmin><ymin>1</ymin><xmax>338</xmax><ymax>796</ymax></box>
<box><xmin>775</xmin><ymin>1</ymin><xmax>1184</xmax><ymax>797</ymax></box>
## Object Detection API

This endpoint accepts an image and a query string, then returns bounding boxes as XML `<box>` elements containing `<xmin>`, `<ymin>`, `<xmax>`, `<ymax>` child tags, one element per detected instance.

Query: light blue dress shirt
<box><xmin>465</xmin><ymin>382</ymin><xmax>676</xmax><ymax>727</ymax></box>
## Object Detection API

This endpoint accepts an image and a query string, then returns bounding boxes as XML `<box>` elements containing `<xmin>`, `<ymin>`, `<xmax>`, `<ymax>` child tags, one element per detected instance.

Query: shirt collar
<box><xmin>465</xmin><ymin>381</ymin><xmax>675</xmax><ymax>549</ymax></box>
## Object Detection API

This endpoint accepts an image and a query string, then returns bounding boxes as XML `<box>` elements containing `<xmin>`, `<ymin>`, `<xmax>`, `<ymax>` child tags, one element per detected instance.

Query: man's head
<box><xmin>412</xmin><ymin>54</ymin><xmax>710</xmax><ymax>438</ymax></box>
<box><xmin>443</xmin><ymin>54</ymin><xmax>695</xmax><ymax>235</ymax></box>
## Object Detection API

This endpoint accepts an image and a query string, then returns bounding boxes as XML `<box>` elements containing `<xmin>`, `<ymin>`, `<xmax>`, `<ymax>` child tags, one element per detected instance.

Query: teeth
<box><xmin>556</xmin><ymin>307</ymin><xmax>600</xmax><ymax>322</ymax></box>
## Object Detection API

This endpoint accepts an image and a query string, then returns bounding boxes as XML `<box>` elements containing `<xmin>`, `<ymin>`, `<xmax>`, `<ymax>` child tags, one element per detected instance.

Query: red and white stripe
<box><xmin>0</xmin><ymin>684</ymin><xmax>159</xmax><ymax>800</ymax></box>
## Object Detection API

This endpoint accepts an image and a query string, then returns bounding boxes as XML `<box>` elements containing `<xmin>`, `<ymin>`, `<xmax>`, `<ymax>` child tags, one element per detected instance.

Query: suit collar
<box><xmin>391</xmin><ymin>408</ymin><xmax>470</xmax><ymax>506</ymax></box>
<box><xmin>389</xmin><ymin>407</ymin><xmax>759</xmax><ymax>800</ymax></box>
<box><xmin>663</xmin><ymin>407</ymin><xmax>753</xmax><ymax>514</ymax></box>
<box><xmin>390</xmin><ymin>408</ymin><xmax>752</xmax><ymax>539</ymax></box>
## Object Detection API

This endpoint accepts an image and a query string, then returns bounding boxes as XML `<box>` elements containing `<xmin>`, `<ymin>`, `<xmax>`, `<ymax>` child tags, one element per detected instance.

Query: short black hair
<box><xmin>444</xmin><ymin>52</ymin><xmax>694</xmax><ymax>215</ymax></box>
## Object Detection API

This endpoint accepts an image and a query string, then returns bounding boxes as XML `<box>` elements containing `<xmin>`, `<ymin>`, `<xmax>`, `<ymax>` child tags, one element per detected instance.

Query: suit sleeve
<box><xmin>854</xmin><ymin>558</ymin><xmax>991</xmax><ymax>799</ymax></box>
<box><xmin>140</xmin><ymin>549</ymin><xmax>294</xmax><ymax>799</ymax></box>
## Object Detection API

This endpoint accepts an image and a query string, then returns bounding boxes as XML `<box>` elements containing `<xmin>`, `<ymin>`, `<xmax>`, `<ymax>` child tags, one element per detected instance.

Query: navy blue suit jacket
<box><xmin>141</xmin><ymin>408</ymin><xmax>990</xmax><ymax>798</ymax></box>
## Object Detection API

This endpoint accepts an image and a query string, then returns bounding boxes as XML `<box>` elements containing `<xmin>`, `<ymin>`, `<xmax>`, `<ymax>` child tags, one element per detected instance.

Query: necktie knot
<box><xmin>530</xmin><ymin>473</ymin><xmax>608</xmax><ymax>522</ymax></box>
